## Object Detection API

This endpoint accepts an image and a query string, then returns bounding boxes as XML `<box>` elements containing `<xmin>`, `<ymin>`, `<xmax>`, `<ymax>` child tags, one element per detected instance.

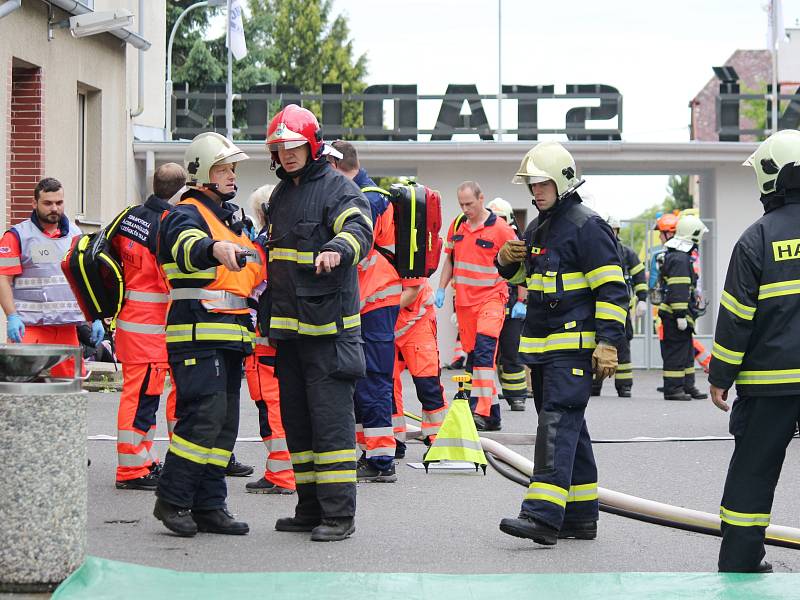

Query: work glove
<box><xmin>635</xmin><ymin>300</ymin><xmax>647</xmax><ymax>318</ymax></box>
<box><xmin>511</xmin><ymin>301</ymin><xmax>527</xmax><ymax>319</ymax></box>
<box><xmin>434</xmin><ymin>288</ymin><xmax>446</xmax><ymax>309</ymax></box>
<box><xmin>450</xmin><ymin>312</ymin><xmax>458</xmax><ymax>327</ymax></box>
<box><xmin>676</xmin><ymin>317</ymin><xmax>688</xmax><ymax>331</ymax></box>
<box><xmin>592</xmin><ymin>342</ymin><xmax>618</xmax><ymax>381</ymax></box>
<box><xmin>90</xmin><ymin>319</ymin><xmax>106</xmax><ymax>347</ymax></box>
<box><xmin>6</xmin><ymin>313</ymin><xmax>25</xmax><ymax>343</ymax></box>
<box><xmin>497</xmin><ymin>239</ymin><xmax>527</xmax><ymax>266</ymax></box>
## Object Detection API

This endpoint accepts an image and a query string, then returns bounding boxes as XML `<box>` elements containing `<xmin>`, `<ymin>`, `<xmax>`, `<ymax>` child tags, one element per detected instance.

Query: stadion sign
<box><xmin>171</xmin><ymin>82</ymin><xmax>623</xmax><ymax>141</ymax></box>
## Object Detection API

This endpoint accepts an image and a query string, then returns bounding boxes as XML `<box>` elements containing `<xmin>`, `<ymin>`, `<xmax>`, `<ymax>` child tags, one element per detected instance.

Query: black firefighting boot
<box><xmin>153</xmin><ymin>498</ymin><xmax>197</xmax><ymax>537</ymax></box>
<box><xmin>191</xmin><ymin>507</ymin><xmax>249</xmax><ymax>535</ymax></box>
<box><xmin>685</xmin><ymin>387</ymin><xmax>709</xmax><ymax>400</ymax></box>
<box><xmin>394</xmin><ymin>440</ymin><xmax>407</xmax><ymax>459</ymax></box>
<box><xmin>720</xmin><ymin>560</ymin><xmax>773</xmax><ymax>574</ymax></box>
<box><xmin>499</xmin><ymin>513</ymin><xmax>558</xmax><ymax>545</ymax></box>
<box><xmin>558</xmin><ymin>521</ymin><xmax>598</xmax><ymax>540</ymax></box>
<box><xmin>310</xmin><ymin>517</ymin><xmax>355</xmax><ymax>542</ymax></box>
<box><xmin>275</xmin><ymin>515</ymin><xmax>322</xmax><ymax>532</ymax></box>
<box><xmin>508</xmin><ymin>397</ymin><xmax>526</xmax><ymax>411</ymax></box>
<box><xmin>663</xmin><ymin>389</ymin><xmax>691</xmax><ymax>401</ymax></box>
<box><xmin>473</xmin><ymin>413</ymin><xmax>501</xmax><ymax>431</ymax></box>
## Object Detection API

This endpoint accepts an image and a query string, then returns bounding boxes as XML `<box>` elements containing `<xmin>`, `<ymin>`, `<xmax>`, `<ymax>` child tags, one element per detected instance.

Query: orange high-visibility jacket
<box><xmin>111</xmin><ymin>196</ymin><xmax>172</xmax><ymax>363</ymax></box>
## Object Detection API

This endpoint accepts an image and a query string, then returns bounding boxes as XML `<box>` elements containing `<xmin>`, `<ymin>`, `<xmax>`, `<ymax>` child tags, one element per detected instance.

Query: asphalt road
<box><xmin>81</xmin><ymin>369</ymin><xmax>800</xmax><ymax>575</ymax></box>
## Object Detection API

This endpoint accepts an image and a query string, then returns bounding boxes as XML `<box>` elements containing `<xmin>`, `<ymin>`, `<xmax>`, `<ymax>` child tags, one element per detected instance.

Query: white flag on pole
<box><xmin>767</xmin><ymin>0</ymin><xmax>786</xmax><ymax>49</ymax></box>
<box><xmin>228</xmin><ymin>0</ymin><xmax>247</xmax><ymax>61</ymax></box>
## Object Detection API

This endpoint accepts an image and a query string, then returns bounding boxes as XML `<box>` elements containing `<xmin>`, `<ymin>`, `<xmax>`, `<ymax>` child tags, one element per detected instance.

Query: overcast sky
<box><xmin>218</xmin><ymin>0</ymin><xmax>800</xmax><ymax>218</ymax></box>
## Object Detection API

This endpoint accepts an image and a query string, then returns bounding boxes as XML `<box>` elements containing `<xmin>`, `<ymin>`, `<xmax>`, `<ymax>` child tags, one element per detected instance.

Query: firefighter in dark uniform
<box><xmin>487</xmin><ymin>197</ymin><xmax>529</xmax><ymax>410</ymax></box>
<box><xmin>658</xmin><ymin>213</ymin><xmax>708</xmax><ymax>401</ymax></box>
<box><xmin>153</xmin><ymin>132</ymin><xmax>263</xmax><ymax>537</ymax></box>
<box><xmin>264</xmin><ymin>105</ymin><xmax>372</xmax><ymax>542</ymax></box>
<box><xmin>495</xmin><ymin>141</ymin><xmax>629</xmax><ymax>545</ymax></box>
<box><xmin>710</xmin><ymin>130</ymin><xmax>800</xmax><ymax>574</ymax></box>
<box><xmin>592</xmin><ymin>215</ymin><xmax>648</xmax><ymax>397</ymax></box>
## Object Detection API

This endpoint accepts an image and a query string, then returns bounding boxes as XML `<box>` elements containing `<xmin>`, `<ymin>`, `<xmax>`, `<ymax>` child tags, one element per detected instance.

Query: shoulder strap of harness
<box><xmin>360</xmin><ymin>186</ymin><xmax>390</xmax><ymax>196</ymax></box>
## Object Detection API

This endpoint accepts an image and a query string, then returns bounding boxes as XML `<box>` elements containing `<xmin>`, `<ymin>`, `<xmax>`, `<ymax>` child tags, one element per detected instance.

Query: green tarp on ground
<box><xmin>52</xmin><ymin>556</ymin><xmax>798</xmax><ymax>600</ymax></box>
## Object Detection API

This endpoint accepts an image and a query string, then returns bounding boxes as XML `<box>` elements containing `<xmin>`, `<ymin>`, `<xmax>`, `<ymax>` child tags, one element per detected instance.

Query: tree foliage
<box><xmin>663</xmin><ymin>175</ymin><xmax>692</xmax><ymax>212</ymax></box>
<box><xmin>167</xmin><ymin>0</ymin><xmax>369</xmax><ymax>134</ymax></box>
<box><xmin>166</xmin><ymin>1</ymin><xmax>220</xmax><ymax>75</ymax></box>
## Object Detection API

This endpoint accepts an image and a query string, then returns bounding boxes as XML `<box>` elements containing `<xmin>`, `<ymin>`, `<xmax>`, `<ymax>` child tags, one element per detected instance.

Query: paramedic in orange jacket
<box><xmin>153</xmin><ymin>133</ymin><xmax>263</xmax><ymax>537</ymax></box>
<box><xmin>108</xmin><ymin>164</ymin><xmax>184</xmax><ymax>490</ymax></box>
<box><xmin>329</xmin><ymin>140</ymin><xmax>401</xmax><ymax>483</ymax></box>
<box><xmin>0</xmin><ymin>177</ymin><xmax>101</xmax><ymax>376</ymax></box>
<box><xmin>393</xmin><ymin>278</ymin><xmax>448</xmax><ymax>455</ymax></box>
<box><xmin>435</xmin><ymin>181</ymin><xmax>517</xmax><ymax>431</ymax></box>
<box><xmin>243</xmin><ymin>184</ymin><xmax>295</xmax><ymax>495</ymax></box>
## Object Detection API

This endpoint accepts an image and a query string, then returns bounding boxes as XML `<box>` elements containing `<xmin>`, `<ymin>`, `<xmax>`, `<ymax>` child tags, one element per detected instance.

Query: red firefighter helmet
<box><xmin>266</xmin><ymin>104</ymin><xmax>324</xmax><ymax>161</ymax></box>
<box><xmin>654</xmin><ymin>212</ymin><xmax>679</xmax><ymax>233</ymax></box>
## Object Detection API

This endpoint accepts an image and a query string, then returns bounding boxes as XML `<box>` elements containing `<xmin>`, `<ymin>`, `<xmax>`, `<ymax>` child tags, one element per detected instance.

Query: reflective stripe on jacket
<box><xmin>446</xmin><ymin>211</ymin><xmax>516</xmax><ymax>307</ymax></box>
<box><xmin>266</xmin><ymin>158</ymin><xmax>372</xmax><ymax>340</ymax></box>
<box><xmin>158</xmin><ymin>190</ymin><xmax>263</xmax><ymax>353</ymax></box>
<box><xmin>709</xmin><ymin>196</ymin><xmax>800</xmax><ymax>396</ymax></box>
<box><xmin>12</xmin><ymin>217</ymin><xmax>83</xmax><ymax>325</ymax></box>
<box><xmin>358</xmin><ymin>182</ymin><xmax>401</xmax><ymax>314</ymax></box>
<box><xmin>111</xmin><ymin>196</ymin><xmax>171</xmax><ymax>363</ymax></box>
<box><xmin>496</xmin><ymin>194</ymin><xmax>628</xmax><ymax>364</ymax></box>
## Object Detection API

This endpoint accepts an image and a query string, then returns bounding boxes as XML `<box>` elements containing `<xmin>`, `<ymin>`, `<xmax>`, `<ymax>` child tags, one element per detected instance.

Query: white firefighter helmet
<box><xmin>675</xmin><ymin>213</ymin><xmax>708</xmax><ymax>245</ymax></box>
<box><xmin>743</xmin><ymin>129</ymin><xmax>800</xmax><ymax>195</ymax></box>
<box><xmin>512</xmin><ymin>140</ymin><xmax>578</xmax><ymax>196</ymax></box>
<box><xmin>185</xmin><ymin>132</ymin><xmax>249</xmax><ymax>188</ymax></box>
<box><xmin>487</xmin><ymin>197</ymin><xmax>514</xmax><ymax>222</ymax></box>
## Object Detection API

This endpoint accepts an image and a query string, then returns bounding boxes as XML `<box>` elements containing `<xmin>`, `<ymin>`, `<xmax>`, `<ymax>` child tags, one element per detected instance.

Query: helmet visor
<box><xmin>511</xmin><ymin>174</ymin><xmax>553</xmax><ymax>185</ymax></box>
<box><xmin>214</xmin><ymin>150</ymin><xmax>249</xmax><ymax>166</ymax></box>
<box><xmin>267</xmin><ymin>139</ymin><xmax>308</xmax><ymax>151</ymax></box>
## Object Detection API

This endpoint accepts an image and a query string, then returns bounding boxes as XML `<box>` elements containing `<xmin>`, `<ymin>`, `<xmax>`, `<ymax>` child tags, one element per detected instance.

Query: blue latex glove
<box><xmin>434</xmin><ymin>288</ymin><xmax>446</xmax><ymax>309</ymax></box>
<box><xmin>6</xmin><ymin>313</ymin><xmax>25</xmax><ymax>343</ymax></box>
<box><xmin>90</xmin><ymin>319</ymin><xmax>105</xmax><ymax>346</ymax></box>
<box><xmin>511</xmin><ymin>301</ymin><xmax>527</xmax><ymax>319</ymax></box>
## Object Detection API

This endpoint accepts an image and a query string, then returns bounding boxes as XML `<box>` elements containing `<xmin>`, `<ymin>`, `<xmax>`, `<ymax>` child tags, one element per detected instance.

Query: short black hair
<box><xmin>34</xmin><ymin>177</ymin><xmax>62</xmax><ymax>201</ymax></box>
<box><xmin>330</xmin><ymin>140</ymin><xmax>359</xmax><ymax>171</ymax></box>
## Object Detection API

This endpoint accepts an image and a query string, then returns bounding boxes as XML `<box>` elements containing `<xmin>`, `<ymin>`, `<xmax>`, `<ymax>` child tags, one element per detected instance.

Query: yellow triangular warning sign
<box><xmin>424</xmin><ymin>375</ymin><xmax>487</xmax><ymax>473</ymax></box>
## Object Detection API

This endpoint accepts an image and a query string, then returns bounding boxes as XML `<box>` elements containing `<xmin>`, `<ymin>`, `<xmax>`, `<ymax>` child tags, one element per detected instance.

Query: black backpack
<box><xmin>60</xmin><ymin>208</ymin><xmax>132</xmax><ymax>323</ymax></box>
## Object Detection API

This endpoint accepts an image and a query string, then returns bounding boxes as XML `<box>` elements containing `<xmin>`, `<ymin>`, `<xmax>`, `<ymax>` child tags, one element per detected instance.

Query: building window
<box><xmin>76</xmin><ymin>83</ymin><xmax>100</xmax><ymax>223</ymax></box>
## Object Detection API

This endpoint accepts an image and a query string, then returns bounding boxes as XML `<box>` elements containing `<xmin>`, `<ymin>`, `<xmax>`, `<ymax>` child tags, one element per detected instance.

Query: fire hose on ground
<box><xmin>403</xmin><ymin>411</ymin><xmax>800</xmax><ymax>550</ymax></box>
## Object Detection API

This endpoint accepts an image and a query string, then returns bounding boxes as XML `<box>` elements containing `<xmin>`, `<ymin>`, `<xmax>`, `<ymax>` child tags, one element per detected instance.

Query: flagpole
<box><xmin>770</xmin><ymin>0</ymin><xmax>779</xmax><ymax>134</ymax></box>
<box><xmin>226</xmin><ymin>0</ymin><xmax>233</xmax><ymax>139</ymax></box>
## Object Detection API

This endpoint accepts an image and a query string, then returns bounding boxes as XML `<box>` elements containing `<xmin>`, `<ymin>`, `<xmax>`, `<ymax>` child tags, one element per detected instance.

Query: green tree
<box><xmin>167</xmin><ymin>1</ymin><xmax>220</xmax><ymax>76</ymax></box>
<box><xmin>663</xmin><ymin>175</ymin><xmax>692</xmax><ymax>211</ymax></box>
<box><xmin>167</xmin><ymin>0</ymin><xmax>368</xmax><ymax>136</ymax></box>
<box><xmin>264</xmin><ymin>0</ymin><xmax>368</xmax><ymax>130</ymax></box>
<box><xmin>174</xmin><ymin>38</ymin><xmax>224</xmax><ymax>91</ymax></box>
